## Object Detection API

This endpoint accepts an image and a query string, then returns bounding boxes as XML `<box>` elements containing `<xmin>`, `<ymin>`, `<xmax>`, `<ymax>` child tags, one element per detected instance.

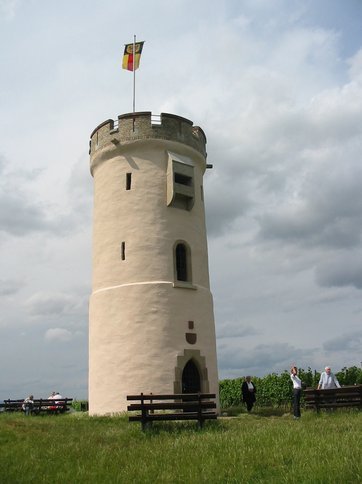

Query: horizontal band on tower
<box><xmin>92</xmin><ymin>280</ymin><xmax>204</xmax><ymax>295</ymax></box>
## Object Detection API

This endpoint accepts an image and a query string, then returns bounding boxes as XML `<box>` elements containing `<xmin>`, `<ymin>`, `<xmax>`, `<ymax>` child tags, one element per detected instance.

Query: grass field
<box><xmin>0</xmin><ymin>409</ymin><xmax>361</xmax><ymax>483</ymax></box>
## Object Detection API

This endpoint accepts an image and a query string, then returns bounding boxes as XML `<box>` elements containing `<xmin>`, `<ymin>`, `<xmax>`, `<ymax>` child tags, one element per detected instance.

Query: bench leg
<box><xmin>141</xmin><ymin>420</ymin><xmax>152</xmax><ymax>431</ymax></box>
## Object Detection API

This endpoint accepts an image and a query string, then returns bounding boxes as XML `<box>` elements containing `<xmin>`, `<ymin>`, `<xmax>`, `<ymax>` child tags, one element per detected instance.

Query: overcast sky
<box><xmin>1</xmin><ymin>0</ymin><xmax>362</xmax><ymax>400</ymax></box>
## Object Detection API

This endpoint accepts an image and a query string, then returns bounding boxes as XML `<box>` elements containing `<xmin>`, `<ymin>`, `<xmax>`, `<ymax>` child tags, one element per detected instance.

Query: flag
<box><xmin>122</xmin><ymin>41</ymin><xmax>144</xmax><ymax>71</ymax></box>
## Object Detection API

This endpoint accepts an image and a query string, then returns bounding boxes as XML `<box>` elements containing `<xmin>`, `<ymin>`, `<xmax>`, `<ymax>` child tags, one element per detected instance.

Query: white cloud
<box><xmin>0</xmin><ymin>278</ymin><xmax>22</xmax><ymax>296</ymax></box>
<box><xmin>348</xmin><ymin>48</ymin><xmax>362</xmax><ymax>81</ymax></box>
<box><xmin>44</xmin><ymin>328</ymin><xmax>83</xmax><ymax>342</ymax></box>
<box><xmin>44</xmin><ymin>327</ymin><xmax>81</xmax><ymax>343</ymax></box>
<box><xmin>24</xmin><ymin>291</ymin><xmax>87</xmax><ymax>318</ymax></box>
<box><xmin>0</xmin><ymin>0</ymin><xmax>19</xmax><ymax>20</ymax></box>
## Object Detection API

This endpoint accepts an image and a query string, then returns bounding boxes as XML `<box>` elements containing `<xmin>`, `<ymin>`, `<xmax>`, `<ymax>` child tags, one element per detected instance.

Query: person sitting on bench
<box><xmin>48</xmin><ymin>391</ymin><xmax>64</xmax><ymax>410</ymax></box>
<box><xmin>22</xmin><ymin>395</ymin><xmax>34</xmax><ymax>416</ymax></box>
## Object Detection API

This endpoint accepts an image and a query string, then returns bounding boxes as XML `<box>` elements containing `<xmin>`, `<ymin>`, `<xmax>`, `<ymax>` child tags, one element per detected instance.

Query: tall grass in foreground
<box><xmin>0</xmin><ymin>410</ymin><xmax>361</xmax><ymax>483</ymax></box>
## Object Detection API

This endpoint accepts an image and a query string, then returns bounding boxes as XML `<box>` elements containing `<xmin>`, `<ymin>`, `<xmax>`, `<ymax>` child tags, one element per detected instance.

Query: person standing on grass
<box><xmin>241</xmin><ymin>376</ymin><xmax>257</xmax><ymax>412</ymax></box>
<box><xmin>317</xmin><ymin>366</ymin><xmax>341</xmax><ymax>390</ymax></box>
<box><xmin>290</xmin><ymin>367</ymin><xmax>302</xmax><ymax>419</ymax></box>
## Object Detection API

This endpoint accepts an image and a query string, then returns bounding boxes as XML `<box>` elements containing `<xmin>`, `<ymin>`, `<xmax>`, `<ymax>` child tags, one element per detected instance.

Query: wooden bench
<box><xmin>127</xmin><ymin>393</ymin><xmax>217</xmax><ymax>430</ymax></box>
<box><xmin>1</xmin><ymin>398</ymin><xmax>73</xmax><ymax>414</ymax></box>
<box><xmin>304</xmin><ymin>385</ymin><xmax>362</xmax><ymax>412</ymax></box>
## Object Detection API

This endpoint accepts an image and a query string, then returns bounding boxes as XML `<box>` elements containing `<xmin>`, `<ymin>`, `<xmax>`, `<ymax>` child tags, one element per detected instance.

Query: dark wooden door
<box><xmin>182</xmin><ymin>360</ymin><xmax>201</xmax><ymax>393</ymax></box>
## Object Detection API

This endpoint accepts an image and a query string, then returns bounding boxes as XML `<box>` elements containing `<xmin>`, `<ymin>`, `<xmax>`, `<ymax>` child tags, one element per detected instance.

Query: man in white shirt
<box><xmin>290</xmin><ymin>367</ymin><xmax>302</xmax><ymax>419</ymax></box>
<box><xmin>317</xmin><ymin>366</ymin><xmax>341</xmax><ymax>390</ymax></box>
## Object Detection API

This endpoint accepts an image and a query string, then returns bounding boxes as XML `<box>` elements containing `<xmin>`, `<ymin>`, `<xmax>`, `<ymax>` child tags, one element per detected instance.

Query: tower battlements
<box><xmin>89</xmin><ymin>111</ymin><xmax>207</xmax><ymax>159</ymax></box>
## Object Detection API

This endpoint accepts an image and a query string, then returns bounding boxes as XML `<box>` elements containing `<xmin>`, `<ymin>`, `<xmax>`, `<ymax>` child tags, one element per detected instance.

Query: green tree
<box><xmin>336</xmin><ymin>366</ymin><xmax>362</xmax><ymax>385</ymax></box>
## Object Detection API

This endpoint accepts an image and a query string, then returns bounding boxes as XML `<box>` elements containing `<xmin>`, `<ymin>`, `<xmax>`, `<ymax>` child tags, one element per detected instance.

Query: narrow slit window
<box><xmin>121</xmin><ymin>241</ymin><xmax>126</xmax><ymax>260</ymax></box>
<box><xmin>176</xmin><ymin>243</ymin><xmax>188</xmax><ymax>281</ymax></box>
<box><xmin>200</xmin><ymin>185</ymin><xmax>204</xmax><ymax>201</ymax></box>
<box><xmin>126</xmin><ymin>173</ymin><xmax>132</xmax><ymax>190</ymax></box>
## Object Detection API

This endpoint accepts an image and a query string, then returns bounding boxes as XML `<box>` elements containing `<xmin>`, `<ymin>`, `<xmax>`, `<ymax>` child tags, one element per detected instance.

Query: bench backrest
<box><xmin>304</xmin><ymin>385</ymin><xmax>362</xmax><ymax>408</ymax></box>
<box><xmin>127</xmin><ymin>393</ymin><xmax>216</xmax><ymax>412</ymax></box>
<box><xmin>2</xmin><ymin>398</ymin><xmax>73</xmax><ymax>410</ymax></box>
<box><xmin>127</xmin><ymin>393</ymin><xmax>216</xmax><ymax>401</ymax></box>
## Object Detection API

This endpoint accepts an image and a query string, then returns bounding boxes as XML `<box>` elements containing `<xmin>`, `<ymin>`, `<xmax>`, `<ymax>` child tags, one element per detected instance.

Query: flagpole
<box><xmin>133</xmin><ymin>34</ymin><xmax>136</xmax><ymax>113</ymax></box>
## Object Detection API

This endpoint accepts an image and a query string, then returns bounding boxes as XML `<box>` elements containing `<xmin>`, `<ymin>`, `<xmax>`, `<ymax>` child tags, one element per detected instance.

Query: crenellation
<box><xmin>89</xmin><ymin>112</ymin><xmax>207</xmax><ymax>157</ymax></box>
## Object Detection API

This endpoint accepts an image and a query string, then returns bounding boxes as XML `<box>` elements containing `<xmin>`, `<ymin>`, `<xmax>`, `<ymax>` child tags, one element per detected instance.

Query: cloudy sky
<box><xmin>1</xmin><ymin>0</ymin><xmax>362</xmax><ymax>399</ymax></box>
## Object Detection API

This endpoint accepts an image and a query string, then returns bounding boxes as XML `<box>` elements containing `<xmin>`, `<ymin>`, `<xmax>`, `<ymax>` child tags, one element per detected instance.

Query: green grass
<box><xmin>0</xmin><ymin>410</ymin><xmax>361</xmax><ymax>483</ymax></box>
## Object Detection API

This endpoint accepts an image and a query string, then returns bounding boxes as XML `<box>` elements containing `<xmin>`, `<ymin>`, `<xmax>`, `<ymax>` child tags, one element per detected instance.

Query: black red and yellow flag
<box><xmin>122</xmin><ymin>41</ymin><xmax>144</xmax><ymax>71</ymax></box>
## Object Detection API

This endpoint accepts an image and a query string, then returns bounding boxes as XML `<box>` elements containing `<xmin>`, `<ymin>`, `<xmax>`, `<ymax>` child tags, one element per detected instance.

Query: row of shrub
<box><xmin>219</xmin><ymin>366</ymin><xmax>362</xmax><ymax>409</ymax></box>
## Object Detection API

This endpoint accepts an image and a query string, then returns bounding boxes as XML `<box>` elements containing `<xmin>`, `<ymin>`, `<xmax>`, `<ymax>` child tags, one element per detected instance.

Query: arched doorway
<box><xmin>173</xmin><ymin>349</ymin><xmax>210</xmax><ymax>395</ymax></box>
<box><xmin>182</xmin><ymin>359</ymin><xmax>201</xmax><ymax>393</ymax></box>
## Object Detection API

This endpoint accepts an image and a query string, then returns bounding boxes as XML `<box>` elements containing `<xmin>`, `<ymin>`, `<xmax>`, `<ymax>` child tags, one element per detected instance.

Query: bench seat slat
<box><xmin>305</xmin><ymin>393</ymin><xmax>361</xmax><ymax>399</ymax></box>
<box><xmin>305</xmin><ymin>398</ymin><xmax>361</xmax><ymax>404</ymax></box>
<box><xmin>129</xmin><ymin>412</ymin><xmax>217</xmax><ymax>422</ymax></box>
<box><xmin>306</xmin><ymin>401</ymin><xmax>361</xmax><ymax>408</ymax></box>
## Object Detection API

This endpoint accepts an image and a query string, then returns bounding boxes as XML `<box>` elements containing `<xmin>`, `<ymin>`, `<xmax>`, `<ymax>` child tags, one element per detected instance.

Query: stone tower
<box><xmin>89</xmin><ymin>111</ymin><xmax>219</xmax><ymax>415</ymax></box>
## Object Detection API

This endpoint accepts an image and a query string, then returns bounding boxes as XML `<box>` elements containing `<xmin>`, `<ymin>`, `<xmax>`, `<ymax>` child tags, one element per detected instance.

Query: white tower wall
<box><xmin>89</xmin><ymin>112</ymin><xmax>219</xmax><ymax>414</ymax></box>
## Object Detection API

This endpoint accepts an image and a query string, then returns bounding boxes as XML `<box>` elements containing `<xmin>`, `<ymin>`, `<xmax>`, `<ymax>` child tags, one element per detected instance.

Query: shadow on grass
<box><xmin>253</xmin><ymin>406</ymin><xmax>291</xmax><ymax>418</ymax></box>
<box><xmin>132</xmin><ymin>419</ymin><xmax>226</xmax><ymax>436</ymax></box>
<box><xmin>130</xmin><ymin>407</ymin><xmax>293</xmax><ymax>435</ymax></box>
<box><xmin>221</xmin><ymin>405</ymin><xmax>290</xmax><ymax>418</ymax></box>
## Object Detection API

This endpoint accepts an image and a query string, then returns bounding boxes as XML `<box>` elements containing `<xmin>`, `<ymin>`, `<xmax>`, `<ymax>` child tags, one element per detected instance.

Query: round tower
<box><xmin>89</xmin><ymin>111</ymin><xmax>219</xmax><ymax>414</ymax></box>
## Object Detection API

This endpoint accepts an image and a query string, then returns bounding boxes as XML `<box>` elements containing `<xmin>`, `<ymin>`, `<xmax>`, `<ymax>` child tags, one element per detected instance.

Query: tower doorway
<box><xmin>182</xmin><ymin>359</ymin><xmax>201</xmax><ymax>393</ymax></box>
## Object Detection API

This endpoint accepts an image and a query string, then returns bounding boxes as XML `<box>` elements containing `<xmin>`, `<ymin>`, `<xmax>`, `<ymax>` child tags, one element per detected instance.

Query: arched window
<box><xmin>176</xmin><ymin>243</ymin><xmax>187</xmax><ymax>281</ymax></box>
<box><xmin>173</xmin><ymin>241</ymin><xmax>193</xmax><ymax>287</ymax></box>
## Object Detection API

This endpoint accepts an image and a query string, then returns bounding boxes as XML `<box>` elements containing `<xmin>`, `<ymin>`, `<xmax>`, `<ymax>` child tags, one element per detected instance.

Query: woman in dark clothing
<box><xmin>241</xmin><ymin>376</ymin><xmax>256</xmax><ymax>412</ymax></box>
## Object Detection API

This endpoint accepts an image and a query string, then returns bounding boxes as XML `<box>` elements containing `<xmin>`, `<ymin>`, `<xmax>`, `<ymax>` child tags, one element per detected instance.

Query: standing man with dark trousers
<box><xmin>290</xmin><ymin>366</ymin><xmax>302</xmax><ymax>419</ymax></box>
